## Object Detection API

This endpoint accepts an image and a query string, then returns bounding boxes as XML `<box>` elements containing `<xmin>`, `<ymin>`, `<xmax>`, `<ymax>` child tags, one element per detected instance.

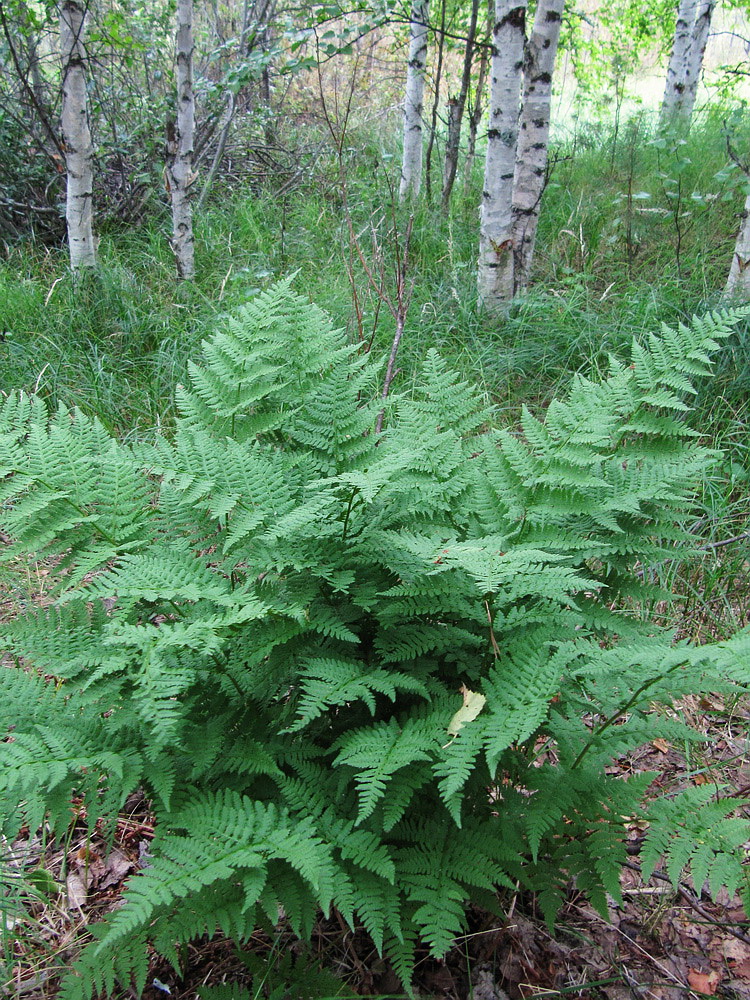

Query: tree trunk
<box><xmin>725</xmin><ymin>190</ymin><xmax>750</xmax><ymax>299</ymax></box>
<box><xmin>59</xmin><ymin>0</ymin><xmax>95</xmax><ymax>269</ymax></box>
<box><xmin>442</xmin><ymin>0</ymin><xmax>480</xmax><ymax>210</ymax></box>
<box><xmin>477</xmin><ymin>0</ymin><xmax>527</xmax><ymax>311</ymax></box>
<box><xmin>682</xmin><ymin>0</ymin><xmax>715</xmax><ymax>118</ymax></box>
<box><xmin>660</xmin><ymin>0</ymin><xmax>716</xmax><ymax>124</ymax></box>
<box><xmin>399</xmin><ymin>0</ymin><xmax>429</xmax><ymax>202</ymax></box>
<box><xmin>463</xmin><ymin>4</ymin><xmax>492</xmax><ymax>198</ymax></box>
<box><xmin>168</xmin><ymin>0</ymin><xmax>196</xmax><ymax>280</ymax></box>
<box><xmin>424</xmin><ymin>0</ymin><xmax>445</xmax><ymax>203</ymax></box>
<box><xmin>510</xmin><ymin>0</ymin><xmax>564</xmax><ymax>293</ymax></box>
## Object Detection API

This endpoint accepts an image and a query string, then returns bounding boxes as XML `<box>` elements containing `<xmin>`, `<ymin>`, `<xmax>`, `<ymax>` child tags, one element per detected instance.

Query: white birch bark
<box><xmin>399</xmin><ymin>0</ymin><xmax>429</xmax><ymax>202</ymax></box>
<box><xmin>59</xmin><ymin>0</ymin><xmax>96</xmax><ymax>269</ymax></box>
<box><xmin>477</xmin><ymin>0</ymin><xmax>527</xmax><ymax>311</ymax></box>
<box><xmin>661</xmin><ymin>0</ymin><xmax>697</xmax><ymax>121</ymax></box>
<box><xmin>725</xmin><ymin>189</ymin><xmax>750</xmax><ymax>299</ymax></box>
<box><xmin>167</xmin><ymin>0</ymin><xmax>196</xmax><ymax>280</ymax></box>
<box><xmin>510</xmin><ymin>0</ymin><xmax>564</xmax><ymax>293</ymax></box>
<box><xmin>681</xmin><ymin>0</ymin><xmax>715</xmax><ymax>119</ymax></box>
<box><xmin>660</xmin><ymin>0</ymin><xmax>715</xmax><ymax>124</ymax></box>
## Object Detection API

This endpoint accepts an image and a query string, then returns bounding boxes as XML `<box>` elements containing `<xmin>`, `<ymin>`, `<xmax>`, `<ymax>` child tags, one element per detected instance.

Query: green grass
<box><xmin>1</xmin><ymin>108</ymin><xmax>748</xmax><ymax>435</ymax></box>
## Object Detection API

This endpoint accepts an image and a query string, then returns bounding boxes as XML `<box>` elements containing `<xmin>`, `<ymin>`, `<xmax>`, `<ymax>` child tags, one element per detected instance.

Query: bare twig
<box><xmin>699</xmin><ymin>530</ymin><xmax>750</xmax><ymax>550</ymax></box>
<box><xmin>0</xmin><ymin>0</ymin><xmax>64</xmax><ymax>159</ymax></box>
<box><xmin>623</xmin><ymin>860</ymin><xmax>750</xmax><ymax>947</ymax></box>
<box><xmin>314</xmin><ymin>39</ymin><xmax>415</xmax><ymax>430</ymax></box>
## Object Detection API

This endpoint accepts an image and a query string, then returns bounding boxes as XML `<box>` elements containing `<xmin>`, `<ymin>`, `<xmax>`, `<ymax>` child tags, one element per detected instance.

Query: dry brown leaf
<box><xmin>87</xmin><ymin>846</ymin><xmax>134</xmax><ymax>890</ymax></box>
<box><xmin>471</xmin><ymin>970</ymin><xmax>509</xmax><ymax>1000</ymax></box>
<box><xmin>652</xmin><ymin>738</ymin><xmax>671</xmax><ymax>753</ymax></box>
<box><xmin>687</xmin><ymin>968</ymin><xmax>721</xmax><ymax>994</ymax></box>
<box><xmin>66</xmin><ymin>871</ymin><xmax>87</xmax><ymax>910</ymax></box>
<box><xmin>728</xmin><ymin>957</ymin><xmax>750</xmax><ymax>981</ymax></box>
<box><xmin>722</xmin><ymin>937</ymin><xmax>750</xmax><ymax>964</ymax></box>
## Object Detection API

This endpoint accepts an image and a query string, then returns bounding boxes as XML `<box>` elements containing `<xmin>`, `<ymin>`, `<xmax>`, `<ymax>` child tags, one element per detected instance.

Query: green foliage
<box><xmin>1</xmin><ymin>280</ymin><xmax>749</xmax><ymax>997</ymax></box>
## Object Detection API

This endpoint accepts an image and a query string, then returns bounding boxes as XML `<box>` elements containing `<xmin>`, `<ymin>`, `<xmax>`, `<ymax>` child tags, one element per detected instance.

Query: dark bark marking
<box><xmin>496</xmin><ymin>6</ymin><xmax>526</xmax><ymax>32</ymax></box>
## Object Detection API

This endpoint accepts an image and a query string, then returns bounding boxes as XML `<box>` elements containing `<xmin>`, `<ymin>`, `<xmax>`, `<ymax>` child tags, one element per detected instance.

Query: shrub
<box><xmin>1</xmin><ymin>279</ymin><xmax>749</xmax><ymax>997</ymax></box>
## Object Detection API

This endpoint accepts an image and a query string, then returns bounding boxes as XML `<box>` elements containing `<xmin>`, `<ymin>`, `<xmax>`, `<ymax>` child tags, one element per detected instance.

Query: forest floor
<box><xmin>4</xmin><ymin>708</ymin><xmax>750</xmax><ymax>1000</ymax></box>
<box><xmin>3</xmin><ymin>570</ymin><xmax>750</xmax><ymax>1000</ymax></box>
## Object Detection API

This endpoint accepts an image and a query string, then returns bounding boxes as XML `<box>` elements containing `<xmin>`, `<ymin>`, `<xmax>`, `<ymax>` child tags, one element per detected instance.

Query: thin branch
<box><xmin>0</xmin><ymin>0</ymin><xmax>64</xmax><ymax>158</ymax></box>
<box><xmin>623</xmin><ymin>860</ymin><xmax>750</xmax><ymax>947</ymax></box>
<box><xmin>699</xmin><ymin>530</ymin><xmax>750</xmax><ymax>550</ymax></box>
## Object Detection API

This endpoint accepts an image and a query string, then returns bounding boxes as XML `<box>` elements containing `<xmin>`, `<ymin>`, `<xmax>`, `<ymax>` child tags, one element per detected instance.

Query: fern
<box><xmin>642</xmin><ymin>786</ymin><xmax>750</xmax><ymax>897</ymax></box>
<box><xmin>2</xmin><ymin>286</ymin><xmax>749</xmax><ymax>999</ymax></box>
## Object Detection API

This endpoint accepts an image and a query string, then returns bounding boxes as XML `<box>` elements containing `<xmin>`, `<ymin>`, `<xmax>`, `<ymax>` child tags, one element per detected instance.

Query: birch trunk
<box><xmin>660</xmin><ymin>0</ymin><xmax>715</xmax><ymax>124</ymax></box>
<box><xmin>510</xmin><ymin>0</ymin><xmax>564</xmax><ymax>293</ymax></box>
<box><xmin>167</xmin><ymin>0</ymin><xmax>196</xmax><ymax>280</ymax></box>
<box><xmin>399</xmin><ymin>0</ymin><xmax>429</xmax><ymax>202</ymax></box>
<box><xmin>59</xmin><ymin>0</ymin><xmax>95</xmax><ymax>269</ymax></box>
<box><xmin>477</xmin><ymin>0</ymin><xmax>527</xmax><ymax>311</ymax></box>
<box><xmin>441</xmin><ymin>0</ymin><xmax>480</xmax><ymax>210</ymax></box>
<box><xmin>681</xmin><ymin>0</ymin><xmax>715</xmax><ymax>119</ymax></box>
<box><xmin>725</xmin><ymin>189</ymin><xmax>750</xmax><ymax>299</ymax></box>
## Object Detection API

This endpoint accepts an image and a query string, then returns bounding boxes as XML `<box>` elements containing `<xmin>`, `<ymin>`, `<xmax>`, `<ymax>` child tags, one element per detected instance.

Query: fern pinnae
<box><xmin>3</xmin><ymin>288</ymin><xmax>750</xmax><ymax>998</ymax></box>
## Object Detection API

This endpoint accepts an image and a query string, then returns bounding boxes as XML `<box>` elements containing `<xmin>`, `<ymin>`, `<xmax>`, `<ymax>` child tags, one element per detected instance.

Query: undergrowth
<box><xmin>1</xmin><ymin>279</ymin><xmax>749</xmax><ymax>998</ymax></box>
<box><xmin>1</xmin><ymin>112</ymin><xmax>749</xmax><ymax>431</ymax></box>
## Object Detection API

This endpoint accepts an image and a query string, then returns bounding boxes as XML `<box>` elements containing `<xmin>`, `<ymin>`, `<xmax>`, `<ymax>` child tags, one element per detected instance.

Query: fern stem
<box><xmin>34</xmin><ymin>478</ymin><xmax>120</xmax><ymax>547</ymax></box>
<box><xmin>341</xmin><ymin>489</ymin><xmax>357</xmax><ymax>542</ymax></box>
<box><xmin>211</xmin><ymin>653</ymin><xmax>245</xmax><ymax>697</ymax></box>
<box><xmin>571</xmin><ymin>658</ymin><xmax>689</xmax><ymax>769</ymax></box>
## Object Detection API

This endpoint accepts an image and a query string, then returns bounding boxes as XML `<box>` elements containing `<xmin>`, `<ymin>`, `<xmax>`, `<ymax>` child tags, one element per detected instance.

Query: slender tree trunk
<box><xmin>660</xmin><ymin>0</ymin><xmax>716</xmax><ymax>124</ymax></box>
<box><xmin>510</xmin><ymin>0</ymin><xmax>564</xmax><ymax>293</ymax></box>
<box><xmin>197</xmin><ymin>92</ymin><xmax>234</xmax><ymax>211</ymax></box>
<box><xmin>17</xmin><ymin>0</ymin><xmax>47</xmax><ymax>113</ymax></box>
<box><xmin>442</xmin><ymin>0</ymin><xmax>480</xmax><ymax>210</ymax></box>
<box><xmin>59</xmin><ymin>0</ymin><xmax>96</xmax><ymax>269</ymax></box>
<box><xmin>424</xmin><ymin>0</ymin><xmax>445</xmax><ymax>203</ymax></box>
<box><xmin>463</xmin><ymin>6</ymin><xmax>491</xmax><ymax>199</ymax></box>
<box><xmin>399</xmin><ymin>0</ymin><xmax>429</xmax><ymax>202</ymax></box>
<box><xmin>477</xmin><ymin>0</ymin><xmax>527</xmax><ymax>311</ymax></box>
<box><xmin>725</xmin><ymin>190</ymin><xmax>750</xmax><ymax>299</ymax></box>
<box><xmin>662</xmin><ymin>0</ymin><xmax>697</xmax><ymax>121</ymax></box>
<box><xmin>251</xmin><ymin>0</ymin><xmax>275</xmax><ymax>108</ymax></box>
<box><xmin>167</xmin><ymin>0</ymin><xmax>196</xmax><ymax>280</ymax></box>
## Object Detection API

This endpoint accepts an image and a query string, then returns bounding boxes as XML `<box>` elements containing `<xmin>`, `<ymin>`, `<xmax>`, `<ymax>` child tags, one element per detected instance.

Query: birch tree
<box><xmin>399</xmin><ymin>0</ymin><xmax>429</xmax><ymax>202</ymax></box>
<box><xmin>725</xmin><ymin>191</ymin><xmax>750</xmax><ymax>298</ymax></box>
<box><xmin>660</xmin><ymin>0</ymin><xmax>716</xmax><ymax>124</ymax></box>
<box><xmin>477</xmin><ymin>0</ymin><xmax>527</xmax><ymax>310</ymax></box>
<box><xmin>59</xmin><ymin>0</ymin><xmax>96</xmax><ymax>269</ymax></box>
<box><xmin>510</xmin><ymin>0</ymin><xmax>564</xmax><ymax>293</ymax></box>
<box><xmin>167</xmin><ymin>0</ymin><xmax>196</xmax><ymax>280</ymax></box>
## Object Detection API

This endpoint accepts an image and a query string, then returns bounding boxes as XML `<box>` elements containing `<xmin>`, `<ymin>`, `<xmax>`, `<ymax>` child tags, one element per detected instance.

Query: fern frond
<box><xmin>642</xmin><ymin>786</ymin><xmax>750</xmax><ymax>898</ymax></box>
<box><xmin>334</xmin><ymin>717</ymin><xmax>437</xmax><ymax>824</ymax></box>
<box><xmin>288</xmin><ymin>657</ymin><xmax>428</xmax><ymax>732</ymax></box>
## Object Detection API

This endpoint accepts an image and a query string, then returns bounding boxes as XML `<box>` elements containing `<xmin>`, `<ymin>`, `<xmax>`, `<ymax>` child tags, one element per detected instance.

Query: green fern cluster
<box><xmin>1</xmin><ymin>279</ymin><xmax>749</xmax><ymax>996</ymax></box>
